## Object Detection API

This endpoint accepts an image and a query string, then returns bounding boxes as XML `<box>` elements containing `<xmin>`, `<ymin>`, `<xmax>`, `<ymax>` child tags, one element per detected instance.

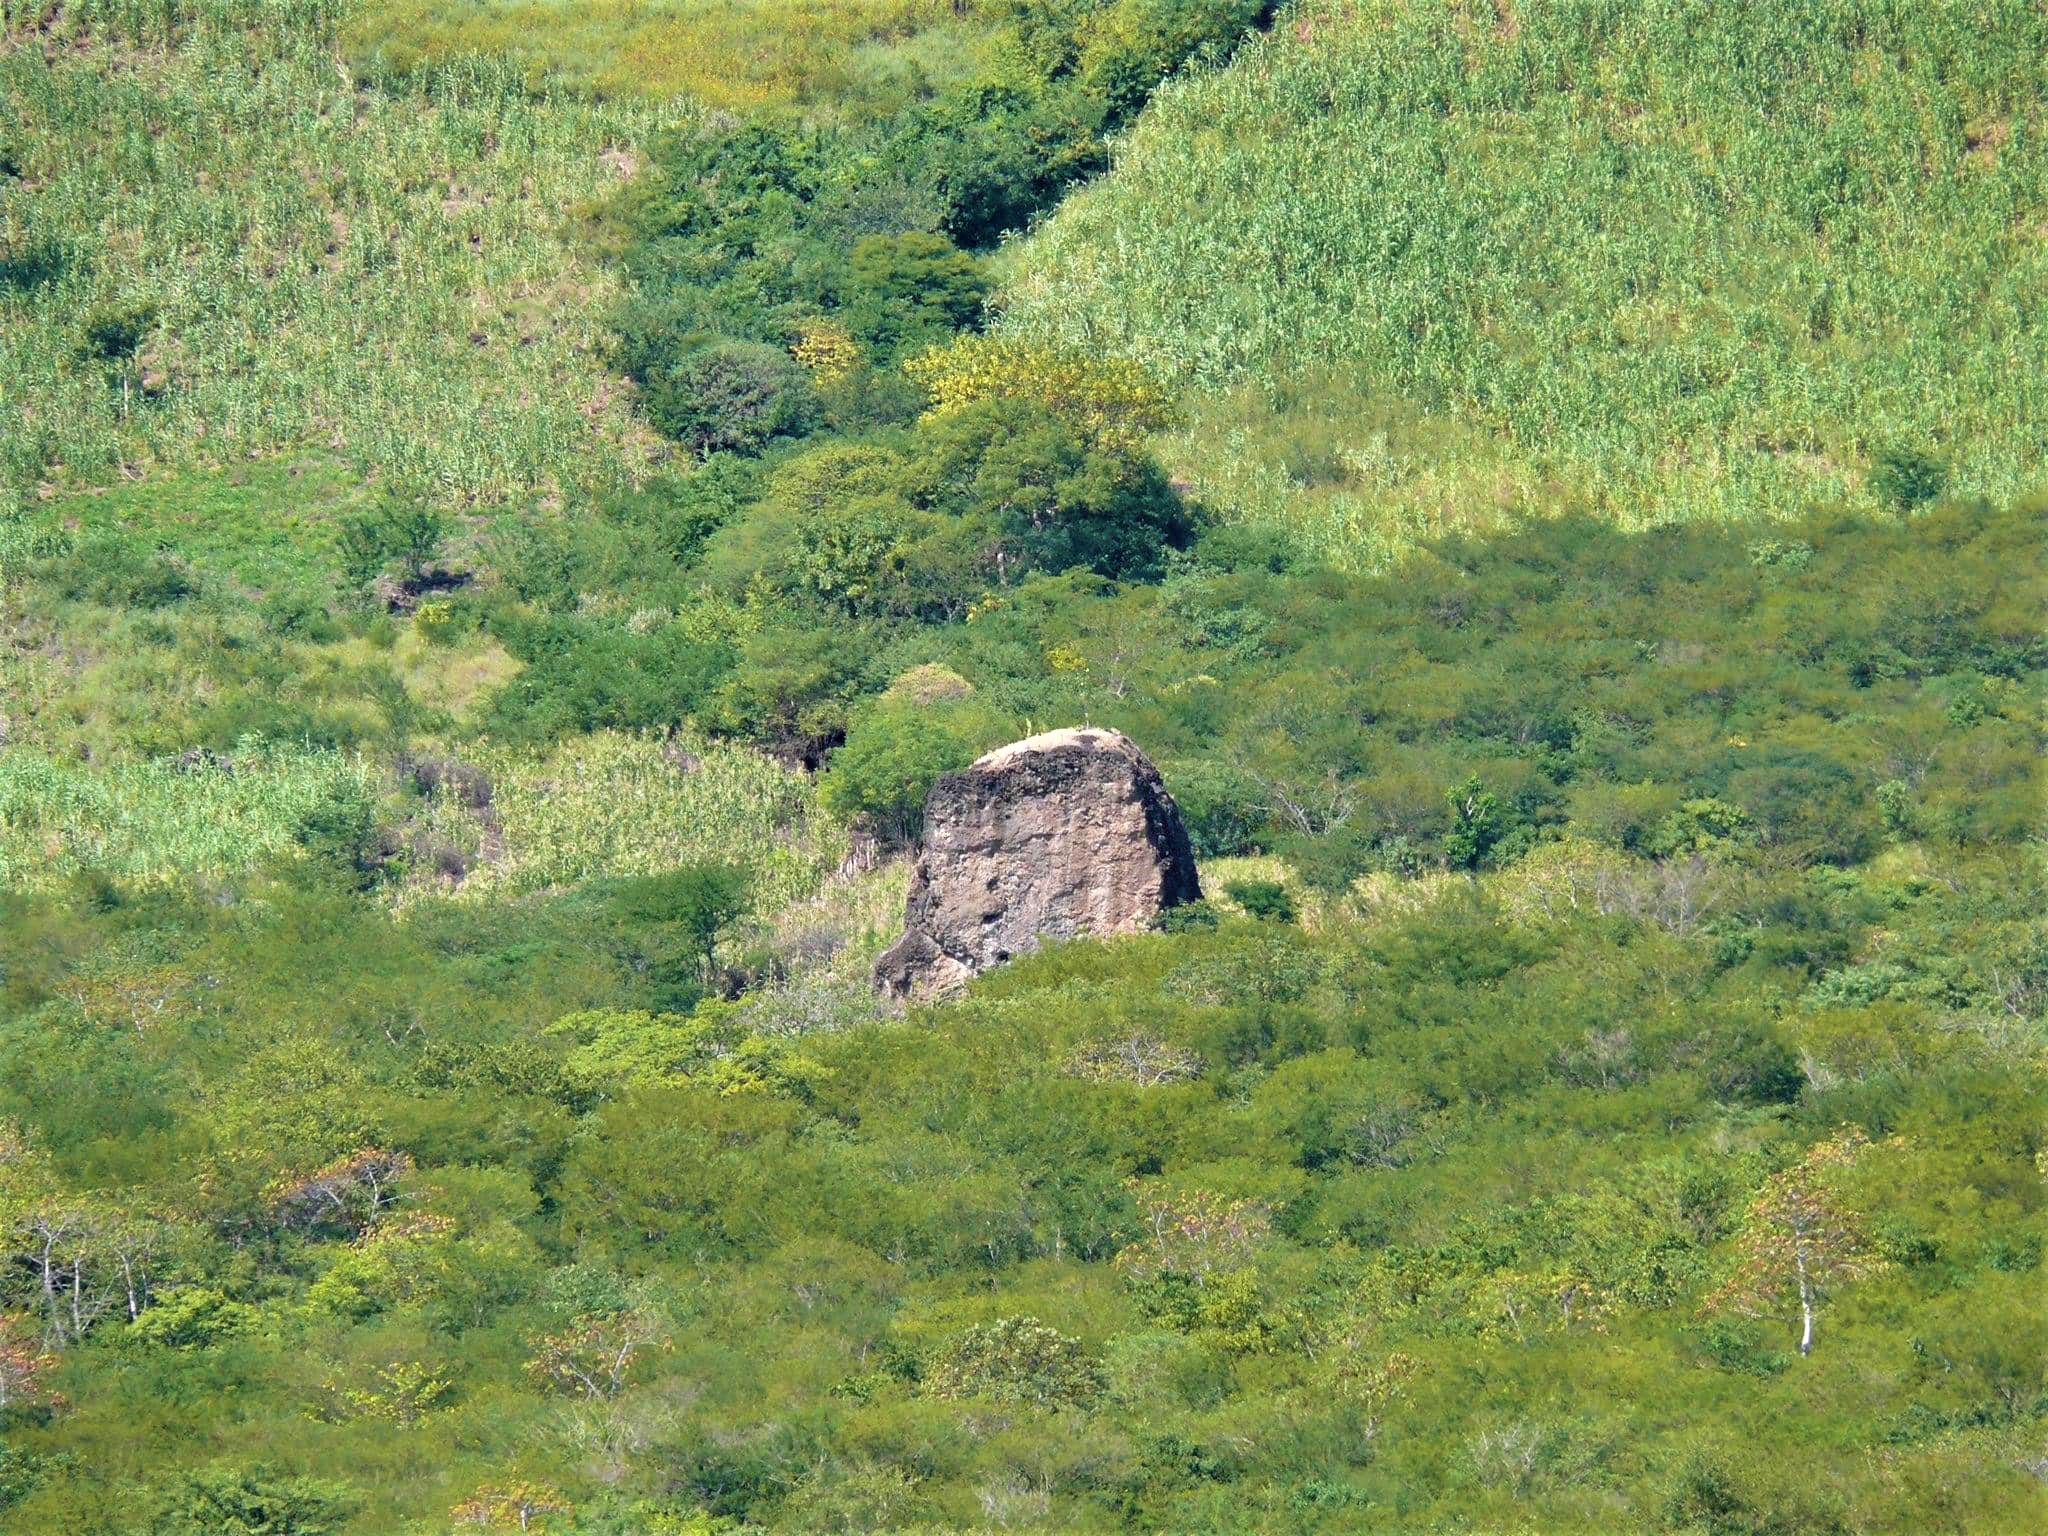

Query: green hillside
<box><xmin>5</xmin><ymin>496</ymin><xmax>2043</xmax><ymax>1533</ymax></box>
<box><xmin>1001</xmin><ymin>0</ymin><xmax>2048</xmax><ymax>564</ymax></box>
<box><xmin>0</xmin><ymin>2</ymin><xmax>2042</xmax><ymax>1533</ymax></box>
<box><xmin>342</xmin><ymin>0</ymin><xmax>996</xmax><ymax>111</ymax></box>
<box><xmin>0</xmin><ymin>1</ymin><xmax>666</xmax><ymax>517</ymax></box>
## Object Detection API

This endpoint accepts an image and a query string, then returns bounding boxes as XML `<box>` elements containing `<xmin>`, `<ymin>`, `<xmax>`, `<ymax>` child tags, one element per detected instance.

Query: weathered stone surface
<box><xmin>875</xmin><ymin>728</ymin><xmax>1200</xmax><ymax>1000</ymax></box>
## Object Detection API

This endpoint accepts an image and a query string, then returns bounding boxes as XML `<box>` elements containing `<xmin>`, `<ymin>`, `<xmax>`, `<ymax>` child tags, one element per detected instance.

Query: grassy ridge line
<box><xmin>999</xmin><ymin>0</ymin><xmax>2048</xmax><ymax>562</ymax></box>
<box><xmin>343</xmin><ymin>0</ymin><xmax>994</xmax><ymax>109</ymax></box>
<box><xmin>0</xmin><ymin>0</ymin><xmax>674</xmax><ymax>513</ymax></box>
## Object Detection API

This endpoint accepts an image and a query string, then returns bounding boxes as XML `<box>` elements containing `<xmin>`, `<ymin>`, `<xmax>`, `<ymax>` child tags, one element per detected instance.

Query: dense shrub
<box><xmin>1869</xmin><ymin>445</ymin><xmax>1949</xmax><ymax>510</ymax></box>
<box><xmin>484</xmin><ymin>620</ymin><xmax>733</xmax><ymax>742</ymax></box>
<box><xmin>843</xmin><ymin>231</ymin><xmax>990</xmax><ymax>357</ymax></box>
<box><xmin>144</xmin><ymin>1469</ymin><xmax>356</xmax><ymax>1536</ymax></box>
<box><xmin>76</xmin><ymin>301</ymin><xmax>156</xmax><ymax>368</ymax></box>
<box><xmin>336</xmin><ymin>501</ymin><xmax>446</xmax><ymax>590</ymax></box>
<box><xmin>1223</xmin><ymin>877</ymin><xmax>1295</xmax><ymax>923</ymax></box>
<box><xmin>925</xmin><ymin>1317</ymin><xmax>1102</xmax><ymax>1406</ymax></box>
<box><xmin>40</xmin><ymin>536</ymin><xmax>194</xmax><ymax>608</ymax></box>
<box><xmin>1166</xmin><ymin>759</ymin><xmax>1268</xmax><ymax>858</ymax></box>
<box><xmin>821</xmin><ymin>701</ymin><xmax>986</xmax><ymax>845</ymax></box>
<box><xmin>644</xmin><ymin>340</ymin><xmax>822</xmax><ymax>456</ymax></box>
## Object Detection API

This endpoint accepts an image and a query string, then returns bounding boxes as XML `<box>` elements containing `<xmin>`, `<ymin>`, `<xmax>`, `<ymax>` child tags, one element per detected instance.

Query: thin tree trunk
<box><xmin>1795</xmin><ymin>1242</ymin><xmax>1815</xmax><ymax>1356</ymax></box>
<box><xmin>38</xmin><ymin>1238</ymin><xmax>59</xmax><ymax>1336</ymax></box>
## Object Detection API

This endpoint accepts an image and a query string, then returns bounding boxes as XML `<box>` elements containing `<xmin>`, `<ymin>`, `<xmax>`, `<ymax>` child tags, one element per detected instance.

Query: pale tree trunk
<box><xmin>1795</xmin><ymin>1241</ymin><xmax>1815</xmax><ymax>1356</ymax></box>
<box><xmin>36</xmin><ymin>1235</ymin><xmax>59</xmax><ymax>1337</ymax></box>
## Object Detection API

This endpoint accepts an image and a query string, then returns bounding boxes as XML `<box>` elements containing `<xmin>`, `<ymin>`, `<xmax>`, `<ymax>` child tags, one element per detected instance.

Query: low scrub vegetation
<box><xmin>0</xmin><ymin>1</ymin><xmax>2040</xmax><ymax>1531</ymax></box>
<box><xmin>4</xmin><ymin>482</ymin><xmax>2038</xmax><ymax>1528</ymax></box>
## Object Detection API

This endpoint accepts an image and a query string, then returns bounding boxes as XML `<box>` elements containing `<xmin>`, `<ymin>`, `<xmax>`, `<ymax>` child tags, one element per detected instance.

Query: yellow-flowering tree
<box><xmin>1115</xmin><ymin>1187</ymin><xmax>1271</xmax><ymax>1281</ymax></box>
<box><xmin>791</xmin><ymin>319</ymin><xmax>860</xmax><ymax>386</ymax></box>
<box><xmin>1326</xmin><ymin>1341</ymin><xmax>1423</xmax><ymax>1447</ymax></box>
<box><xmin>317</xmin><ymin>1359</ymin><xmax>452</xmax><ymax>1426</ymax></box>
<box><xmin>525</xmin><ymin>1309</ymin><xmax>660</xmax><ymax>1400</ymax></box>
<box><xmin>905</xmin><ymin>335</ymin><xmax>1174</xmax><ymax>457</ymax></box>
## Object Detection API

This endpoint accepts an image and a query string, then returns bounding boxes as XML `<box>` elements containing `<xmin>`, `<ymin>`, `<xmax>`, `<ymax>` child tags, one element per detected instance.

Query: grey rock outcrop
<box><xmin>874</xmin><ymin>728</ymin><xmax>1200</xmax><ymax>1000</ymax></box>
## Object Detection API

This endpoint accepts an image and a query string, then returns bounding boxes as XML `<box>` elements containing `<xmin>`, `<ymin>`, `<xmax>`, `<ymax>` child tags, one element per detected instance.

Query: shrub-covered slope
<box><xmin>1</xmin><ymin>2</ymin><xmax>2043</xmax><ymax>1532</ymax></box>
<box><xmin>2</xmin><ymin>496</ymin><xmax>2041</xmax><ymax>1533</ymax></box>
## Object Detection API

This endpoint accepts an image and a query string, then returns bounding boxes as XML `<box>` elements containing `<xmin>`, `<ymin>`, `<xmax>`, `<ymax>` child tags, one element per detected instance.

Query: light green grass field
<box><xmin>15</xmin><ymin>458</ymin><xmax>373</xmax><ymax>589</ymax></box>
<box><xmin>1</xmin><ymin>0</ymin><xmax>672</xmax><ymax>516</ymax></box>
<box><xmin>342</xmin><ymin>0</ymin><xmax>994</xmax><ymax>109</ymax></box>
<box><xmin>1000</xmin><ymin>0</ymin><xmax>2048</xmax><ymax>567</ymax></box>
<box><xmin>0</xmin><ymin>729</ymin><xmax>845</xmax><ymax>903</ymax></box>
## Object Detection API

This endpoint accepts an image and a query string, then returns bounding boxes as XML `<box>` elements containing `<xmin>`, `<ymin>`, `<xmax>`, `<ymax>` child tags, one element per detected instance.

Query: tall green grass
<box><xmin>1001</xmin><ymin>0</ymin><xmax>2048</xmax><ymax>563</ymax></box>
<box><xmin>0</xmin><ymin>738</ymin><xmax>380</xmax><ymax>885</ymax></box>
<box><xmin>344</xmin><ymin>0</ymin><xmax>993</xmax><ymax>110</ymax></box>
<box><xmin>423</xmin><ymin>731</ymin><xmax>846</xmax><ymax>907</ymax></box>
<box><xmin>0</xmin><ymin>729</ymin><xmax>845</xmax><ymax>900</ymax></box>
<box><xmin>0</xmin><ymin>0</ymin><xmax>676</xmax><ymax>514</ymax></box>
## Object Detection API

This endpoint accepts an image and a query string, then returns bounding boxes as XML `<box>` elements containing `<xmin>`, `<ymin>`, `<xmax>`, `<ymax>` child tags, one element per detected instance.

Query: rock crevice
<box><xmin>875</xmin><ymin>728</ymin><xmax>1200</xmax><ymax>1000</ymax></box>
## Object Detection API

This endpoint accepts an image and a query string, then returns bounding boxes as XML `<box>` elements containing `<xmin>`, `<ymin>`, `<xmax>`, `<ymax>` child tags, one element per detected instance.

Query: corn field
<box><xmin>0</xmin><ymin>0</ymin><xmax>681</xmax><ymax>515</ymax></box>
<box><xmin>1000</xmin><ymin>0</ymin><xmax>2048</xmax><ymax>560</ymax></box>
<box><xmin>421</xmin><ymin>730</ymin><xmax>846</xmax><ymax>907</ymax></box>
<box><xmin>344</xmin><ymin>0</ymin><xmax>990</xmax><ymax>110</ymax></box>
<box><xmin>0</xmin><ymin>737</ymin><xmax>380</xmax><ymax>884</ymax></box>
<box><xmin>0</xmin><ymin>727</ymin><xmax>846</xmax><ymax>905</ymax></box>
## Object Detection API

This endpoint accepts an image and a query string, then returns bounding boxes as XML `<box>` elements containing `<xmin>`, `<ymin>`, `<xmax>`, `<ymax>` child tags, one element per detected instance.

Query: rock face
<box><xmin>875</xmin><ymin>728</ymin><xmax>1201</xmax><ymax>1000</ymax></box>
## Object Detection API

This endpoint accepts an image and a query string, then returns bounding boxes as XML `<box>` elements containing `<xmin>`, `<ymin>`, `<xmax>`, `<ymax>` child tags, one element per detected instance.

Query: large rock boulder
<box><xmin>874</xmin><ymin>728</ymin><xmax>1201</xmax><ymax>1000</ymax></box>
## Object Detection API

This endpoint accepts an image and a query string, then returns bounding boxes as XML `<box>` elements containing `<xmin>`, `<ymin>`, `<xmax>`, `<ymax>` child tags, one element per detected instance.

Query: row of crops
<box><xmin>1001</xmin><ymin>0</ymin><xmax>2048</xmax><ymax>549</ymax></box>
